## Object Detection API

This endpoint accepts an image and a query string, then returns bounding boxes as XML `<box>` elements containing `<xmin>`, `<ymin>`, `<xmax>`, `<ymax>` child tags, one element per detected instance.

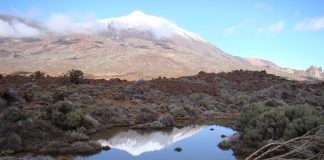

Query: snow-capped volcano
<box><xmin>98</xmin><ymin>11</ymin><xmax>205</xmax><ymax>41</ymax></box>
<box><xmin>0</xmin><ymin>11</ymin><xmax>322</xmax><ymax>80</ymax></box>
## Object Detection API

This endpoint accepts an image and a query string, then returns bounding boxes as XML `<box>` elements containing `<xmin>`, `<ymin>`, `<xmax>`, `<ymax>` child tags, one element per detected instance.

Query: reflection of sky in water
<box><xmin>77</xmin><ymin>125</ymin><xmax>236</xmax><ymax>160</ymax></box>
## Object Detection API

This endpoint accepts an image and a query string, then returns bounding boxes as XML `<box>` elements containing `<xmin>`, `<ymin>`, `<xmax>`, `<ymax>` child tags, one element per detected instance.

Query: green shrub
<box><xmin>283</xmin><ymin>116</ymin><xmax>322</xmax><ymax>139</ymax></box>
<box><xmin>50</xmin><ymin>101</ymin><xmax>84</xmax><ymax>130</ymax></box>
<box><xmin>22</xmin><ymin>82</ymin><xmax>41</xmax><ymax>93</ymax></box>
<box><xmin>65</xmin><ymin>110</ymin><xmax>83</xmax><ymax>129</ymax></box>
<box><xmin>170</xmin><ymin>107</ymin><xmax>188</xmax><ymax>119</ymax></box>
<box><xmin>33</xmin><ymin>92</ymin><xmax>54</xmax><ymax>104</ymax></box>
<box><xmin>235</xmin><ymin>100</ymin><xmax>323</xmax><ymax>148</ymax></box>
<box><xmin>51</xmin><ymin>111</ymin><xmax>65</xmax><ymax>127</ymax></box>
<box><xmin>1</xmin><ymin>107</ymin><xmax>25</xmax><ymax>122</ymax></box>
<box><xmin>53</xmin><ymin>101</ymin><xmax>74</xmax><ymax>114</ymax></box>
<box><xmin>26</xmin><ymin>110</ymin><xmax>49</xmax><ymax>120</ymax></box>
<box><xmin>66</xmin><ymin>69</ymin><xmax>84</xmax><ymax>84</ymax></box>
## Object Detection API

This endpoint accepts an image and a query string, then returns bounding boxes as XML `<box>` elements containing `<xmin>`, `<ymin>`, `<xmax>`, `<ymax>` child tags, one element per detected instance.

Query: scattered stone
<box><xmin>174</xmin><ymin>147</ymin><xmax>182</xmax><ymax>152</ymax></box>
<box><xmin>102</xmin><ymin>145</ymin><xmax>111</xmax><ymax>151</ymax></box>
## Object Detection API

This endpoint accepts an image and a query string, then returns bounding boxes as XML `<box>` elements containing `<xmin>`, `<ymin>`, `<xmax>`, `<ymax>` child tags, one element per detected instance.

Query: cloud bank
<box><xmin>0</xmin><ymin>12</ymin><xmax>107</xmax><ymax>38</ymax></box>
<box><xmin>0</xmin><ymin>19</ymin><xmax>42</xmax><ymax>37</ymax></box>
<box><xmin>45</xmin><ymin>13</ymin><xmax>106</xmax><ymax>35</ymax></box>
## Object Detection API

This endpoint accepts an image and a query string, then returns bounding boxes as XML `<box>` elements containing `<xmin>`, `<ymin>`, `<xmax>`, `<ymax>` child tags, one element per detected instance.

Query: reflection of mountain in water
<box><xmin>97</xmin><ymin>125</ymin><xmax>206</xmax><ymax>156</ymax></box>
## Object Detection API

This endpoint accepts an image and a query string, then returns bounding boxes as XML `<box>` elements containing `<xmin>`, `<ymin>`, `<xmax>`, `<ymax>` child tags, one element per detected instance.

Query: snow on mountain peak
<box><xmin>99</xmin><ymin>10</ymin><xmax>205</xmax><ymax>41</ymax></box>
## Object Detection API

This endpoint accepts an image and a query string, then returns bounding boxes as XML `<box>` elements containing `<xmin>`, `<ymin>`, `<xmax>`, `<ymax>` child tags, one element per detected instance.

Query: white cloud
<box><xmin>254</xmin><ymin>3</ymin><xmax>273</xmax><ymax>12</ymax></box>
<box><xmin>258</xmin><ymin>21</ymin><xmax>285</xmax><ymax>36</ymax></box>
<box><xmin>223</xmin><ymin>18</ymin><xmax>250</xmax><ymax>36</ymax></box>
<box><xmin>224</xmin><ymin>26</ymin><xmax>236</xmax><ymax>35</ymax></box>
<box><xmin>0</xmin><ymin>19</ymin><xmax>41</xmax><ymax>37</ymax></box>
<box><xmin>294</xmin><ymin>16</ymin><xmax>324</xmax><ymax>32</ymax></box>
<box><xmin>45</xmin><ymin>13</ymin><xmax>106</xmax><ymax>35</ymax></box>
<box><xmin>268</xmin><ymin>21</ymin><xmax>285</xmax><ymax>34</ymax></box>
<box><xmin>45</xmin><ymin>14</ymin><xmax>75</xmax><ymax>34</ymax></box>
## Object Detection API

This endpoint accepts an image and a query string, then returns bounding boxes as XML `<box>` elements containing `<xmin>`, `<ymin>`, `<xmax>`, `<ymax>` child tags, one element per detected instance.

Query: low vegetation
<box><xmin>231</xmin><ymin>99</ymin><xmax>324</xmax><ymax>158</ymax></box>
<box><xmin>0</xmin><ymin>70</ymin><xmax>323</xmax><ymax>157</ymax></box>
<box><xmin>66</xmin><ymin>69</ymin><xmax>84</xmax><ymax>84</ymax></box>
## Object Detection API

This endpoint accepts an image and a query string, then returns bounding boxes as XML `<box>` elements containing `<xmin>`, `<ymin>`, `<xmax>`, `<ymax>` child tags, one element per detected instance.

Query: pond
<box><xmin>76</xmin><ymin>125</ymin><xmax>237</xmax><ymax>160</ymax></box>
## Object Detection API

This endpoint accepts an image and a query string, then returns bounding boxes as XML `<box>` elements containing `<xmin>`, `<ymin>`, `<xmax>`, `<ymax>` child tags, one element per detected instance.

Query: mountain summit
<box><xmin>0</xmin><ymin>11</ymin><xmax>322</xmax><ymax>80</ymax></box>
<box><xmin>98</xmin><ymin>11</ymin><xmax>205</xmax><ymax>41</ymax></box>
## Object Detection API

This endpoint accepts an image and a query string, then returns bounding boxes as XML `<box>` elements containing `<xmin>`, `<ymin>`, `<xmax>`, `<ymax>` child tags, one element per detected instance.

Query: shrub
<box><xmin>0</xmin><ymin>98</ymin><xmax>7</xmax><ymax>108</ymax></box>
<box><xmin>53</xmin><ymin>101</ymin><xmax>74</xmax><ymax>114</ymax></box>
<box><xmin>218</xmin><ymin>141</ymin><xmax>232</xmax><ymax>150</ymax></box>
<box><xmin>283</xmin><ymin>116</ymin><xmax>322</xmax><ymax>139</ymax></box>
<box><xmin>22</xmin><ymin>82</ymin><xmax>41</xmax><ymax>93</ymax></box>
<box><xmin>50</xmin><ymin>101</ymin><xmax>84</xmax><ymax>130</ymax></box>
<box><xmin>1</xmin><ymin>107</ymin><xmax>25</xmax><ymax>122</ymax></box>
<box><xmin>134</xmin><ymin>107</ymin><xmax>157</xmax><ymax>124</ymax></box>
<box><xmin>170</xmin><ymin>107</ymin><xmax>188</xmax><ymax>119</ymax></box>
<box><xmin>31</xmin><ymin>71</ymin><xmax>45</xmax><ymax>80</ymax></box>
<box><xmin>67</xmin><ymin>69</ymin><xmax>84</xmax><ymax>84</ymax></box>
<box><xmin>235</xmin><ymin>100</ymin><xmax>323</xmax><ymax>148</ymax></box>
<box><xmin>33</xmin><ymin>92</ymin><xmax>54</xmax><ymax>104</ymax></box>
<box><xmin>65</xmin><ymin>110</ymin><xmax>83</xmax><ymax>129</ymax></box>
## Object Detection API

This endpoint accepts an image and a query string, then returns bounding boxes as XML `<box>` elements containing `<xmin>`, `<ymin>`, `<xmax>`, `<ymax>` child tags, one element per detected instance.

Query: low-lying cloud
<box><xmin>0</xmin><ymin>19</ymin><xmax>42</xmax><ymax>37</ymax></box>
<box><xmin>45</xmin><ymin>13</ymin><xmax>106</xmax><ymax>35</ymax></box>
<box><xmin>0</xmin><ymin>12</ymin><xmax>107</xmax><ymax>38</ymax></box>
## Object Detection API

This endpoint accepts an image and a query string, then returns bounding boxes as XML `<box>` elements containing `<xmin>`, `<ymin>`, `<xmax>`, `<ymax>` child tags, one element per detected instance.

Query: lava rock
<box><xmin>174</xmin><ymin>147</ymin><xmax>182</xmax><ymax>152</ymax></box>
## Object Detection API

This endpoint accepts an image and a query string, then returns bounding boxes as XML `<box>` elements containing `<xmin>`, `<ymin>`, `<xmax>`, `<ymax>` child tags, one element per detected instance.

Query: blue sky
<box><xmin>1</xmin><ymin>0</ymin><xmax>323</xmax><ymax>70</ymax></box>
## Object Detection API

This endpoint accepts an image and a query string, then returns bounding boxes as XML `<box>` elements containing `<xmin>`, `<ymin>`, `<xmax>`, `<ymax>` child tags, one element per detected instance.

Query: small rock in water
<box><xmin>174</xmin><ymin>147</ymin><xmax>182</xmax><ymax>152</ymax></box>
<box><xmin>218</xmin><ymin>141</ymin><xmax>231</xmax><ymax>150</ymax></box>
<box><xmin>102</xmin><ymin>145</ymin><xmax>111</xmax><ymax>151</ymax></box>
<box><xmin>221</xmin><ymin>134</ymin><xmax>227</xmax><ymax>138</ymax></box>
<box><xmin>210</xmin><ymin>128</ymin><xmax>215</xmax><ymax>131</ymax></box>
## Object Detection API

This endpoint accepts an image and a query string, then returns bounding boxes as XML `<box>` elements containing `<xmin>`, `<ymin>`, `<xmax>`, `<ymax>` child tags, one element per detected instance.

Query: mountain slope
<box><xmin>0</xmin><ymin>11</ymin><xmax>322</xmax><ymax>80</ymax></box>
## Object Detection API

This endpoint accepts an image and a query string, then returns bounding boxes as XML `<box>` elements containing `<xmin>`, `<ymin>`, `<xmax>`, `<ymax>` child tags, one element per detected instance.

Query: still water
<box><xmin>76</xmin><ymin>125</ymin><xmax>237</xmax><ymax>160</ymax></box>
